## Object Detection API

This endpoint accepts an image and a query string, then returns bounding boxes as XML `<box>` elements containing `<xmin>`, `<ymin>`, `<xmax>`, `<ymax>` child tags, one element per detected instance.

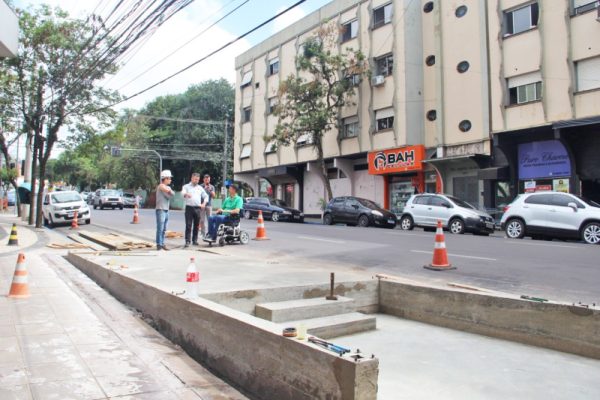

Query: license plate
<box><xmin>388</xmin><ymin>219</ymin><xmax>395</xmax><ymax>224</ymax></box>
<box><xmin>485</xmin><ymin>222</ymin><xmax>494</xmax><ymax>229</ymax></box>
<box><xmin>293</xmin><ymin>215</ymin><xmax>300</xmax><ymax>219</ymax></box>
<box><xmin>110</xmin><ymin>202</ymin><xmax>117</xmax><ymax>206</ymax></box>
<box><xmin>67</xmin><ymin>212</ymin><xmax>75</xmax><ymax>217</ymax></box>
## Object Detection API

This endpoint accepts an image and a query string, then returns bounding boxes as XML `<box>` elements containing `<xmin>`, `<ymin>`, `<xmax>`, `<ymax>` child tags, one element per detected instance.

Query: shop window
<box><xmin>458</xmin><ymin>120</ymin><xmax>472</xmax><ymax>132</ymax></box>
<box><xmin>572</xmin><ymin>0</ymin><xmax>600</xmax><ymax>16</ymax></box>
<box><xmin>375</xmin><ymin>108</ymin><xmax>394</xmax><ymax>132</ymax></box>
<box><xmin>341</xmin><ymin>116</ymin><xmax>359</xmax><ymax>139</ymax></box>
<box><xmin>268</xmin><ymin>97</ymin><xmax>278</xmax><ymax>114</ymax></box>
<box><xmin>503</xmin><ymin>2</ymin><xmax>539</xmax><ymax>37</ymax></box>
<box><xmin>341</xmin><ymin>19</ymin><xmax>358</xmax><ymax>42</ymax></box>
<box><xmin>426</xmin><ymin>110</ymin><xmax>437</xmax><ymax>121</ymax></box>
<box><xmin>373</xmin><ymin>3</ymin><xmax>393</xmax><ymax>29</ymax></box>
<box><xmin>268</xmin><ymin>57</ymin><xmax>279</xmax><ymax>76</ymax></box>
<box><xmin>240</xmin><ymin>71</ymin><xmax>252</xmax><ymax>88</ymax></box>
<box><xmin>240</xmin><ymin>144</ymin><xmax>251</xmax><ymax>159</ymax></box>
<box><xmin>455</xmin><ymin>5</ymin><xmax>468</xmax><ymax>17</ymax></box>
<box><xmin>576</xmin><ymin>56</ymin><xmax>600</xmax><ymax>92</ymax></box>
<box><xmin>423</xmin><ymin>2</ymin><xmax>434</xmax><ymax>13</ymax></box>
<box><xmin>242</xmin><ymin>107</ymin><xmax>252</xmax><ymax>123</ymax></box>
<box><xmin>375</xmin><ymin>53</ymin><xmax>394</xmax><ymax>77</ymax></box>
<box><xmin>457</xmin><ymin>61</ymin><xmax>470</xmax><ymax>73</ymax></box>
<box><xmin>425</xmin><ymin>55</ymin><xmax>435</xmax><ymax>66</ymax></box>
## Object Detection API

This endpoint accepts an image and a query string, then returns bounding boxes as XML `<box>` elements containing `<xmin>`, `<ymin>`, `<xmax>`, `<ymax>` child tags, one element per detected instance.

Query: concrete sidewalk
<box><xmin>0</xmin><ymin>224</ymin><xmax>248</xmax><ymax>400</ymax></box>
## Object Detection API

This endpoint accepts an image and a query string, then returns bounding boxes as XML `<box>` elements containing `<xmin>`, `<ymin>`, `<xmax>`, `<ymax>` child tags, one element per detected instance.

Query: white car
<box><xmin>42</xmin><ymin>191</ymin><xmax>91</xmax><ymax>227</ymax></box>
<box><xmin>501</xmin><ymin>191</ymin><xmax>600</xmax><ymax>244</ymax></box>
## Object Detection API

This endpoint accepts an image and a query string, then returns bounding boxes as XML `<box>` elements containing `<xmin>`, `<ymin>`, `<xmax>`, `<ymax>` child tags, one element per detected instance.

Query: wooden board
<box><xmin>78</xmin><ymin>230</ymin><xmax>155</xmax><ymax>251</ymax></box>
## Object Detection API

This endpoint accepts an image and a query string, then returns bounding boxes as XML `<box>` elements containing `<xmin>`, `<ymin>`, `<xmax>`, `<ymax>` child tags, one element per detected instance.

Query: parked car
<box><xmin>399</xmin><ymin>194</ymin><xmax>495</xmax><ymax>235</ymax></box>
<box><xmin>42</xmin><ymin>191</ymin><xmax>91</xmax><ymax>227</ymax></box>
<box><xmin>92</xmin><ymin>189</ymin><xmax>124</xmax><ymax>210</ymax></box>
<box><xmin>122</xmin><ymin>193</ymin><xmax>143</xmax><ymax>208</ymax></box>
<box><xmin>242</xmin><ymin>197</ymin><xmax>304</xmax><ymax>222</ymax></box>
<box><xmin>501</xmin><ymin>191</ymin><xmax>600</xmax><ymax>244</ymax></box>
<box><xmin>322</xmin><ymin>196</ymin><xmax>397</xmax><ymax>228</ymax></box>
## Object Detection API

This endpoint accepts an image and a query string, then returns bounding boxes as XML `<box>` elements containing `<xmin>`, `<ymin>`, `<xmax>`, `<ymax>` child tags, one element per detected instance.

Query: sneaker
<box><xmin>162</xmin><ymin>245</ymin><xmax>170</xmax><ymax>251</ymax></box>
<box><xmin>192</xmin><ymin>242</ymin><xmax>199</xmax><ymax>246</ymax></box>
<box><xmin>156</xmin><ymin>245</ymin><xmax>163</xmax><ymax>251</ymax></box>
<box><xmin>184</xmin><ymin>243</ymin><xmax>190</xmax><ymax>248</ymax></box>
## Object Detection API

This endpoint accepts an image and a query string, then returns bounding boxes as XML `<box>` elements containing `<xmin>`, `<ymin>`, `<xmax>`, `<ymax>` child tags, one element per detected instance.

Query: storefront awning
<box><xmin>422</xmin><ymin>154</ymin><xmax>490</xmax><ymax>168</ymax></box>
<box><xmin>553</xmin><ymin>116</ymin><xmax>600</xmax><ymax>129</ymax></box>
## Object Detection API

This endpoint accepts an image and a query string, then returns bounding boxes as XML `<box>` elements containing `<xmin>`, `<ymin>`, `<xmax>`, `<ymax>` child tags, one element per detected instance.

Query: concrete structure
<box><xmin>233</xmin><ymin>0</ymin><xmax>600</xmax><ymax>215</ymax></box>
<box><xmin>0</xmin><ymin>0</ymin><xmax>18</xmax><ymax>58</ymax></box>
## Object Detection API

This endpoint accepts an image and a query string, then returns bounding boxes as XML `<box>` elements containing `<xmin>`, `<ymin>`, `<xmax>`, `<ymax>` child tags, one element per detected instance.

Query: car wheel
<box><xmin>449</xmin><ymin>218</ymin><xmax>465</xmax><ymax>234</ymax></box>
<box><xmin>400</xmin><ymin>215</ymin><xmax>414</xmax><ymax>231</ymax></box>
<box><xmin>358</xmin><ymin>215</ymin><xmax>370</xmax><ymax>227</ymax></box>
<box><xmin>86</xmin><ymin>219</ymin><xmax>91</xmax><ymax>225</ymax></box>
<box><xmin>271</xmin><ymin>212</ymin><xmax>279</xmax><ymax>222</ymax></box>
<box><xmin>48</xmin><ymin>216</ymin><xmax>55</xmax><ymax>229</ymax></box>
<box><xmin>239</xmin><ymin>231</ymin><xmax>250</xmax><ymax>245</ymax></box>
<box><xmin>93</xmin><ymin>204</ymin><xmax>97</xmax><ymax>210</ymax></box>
<box><xmin>243</xmin><ymin>210</ymin><xmax>252</xmax><ymax>220</ymax></box>
<box><xmin>112</xmin><ymin>207</ymin><xmax>115</xmax><ymax>210</ymax></box>
<box><xmin>43</xmin><ymin>216</ymin><xmax>49</xmax><ymax>227</ymax></box>
<box><xmin>582</xmin><ymin>222</ymin><xmax>600</xmax><ymax>245</ymax></box>
<box><xmin>119</xmin><ymin>206</ymin><xmax>124</xmax><ymax>210</ymax></box>
<box><xmin>505</xmin><ymin>218</ymin><xmax>525</xmax><ymax>239</ymax></box>
<box><xmin>323</xmin><ymin>213</ymin><xmax>333</xmax><ymax>225</ymax></box>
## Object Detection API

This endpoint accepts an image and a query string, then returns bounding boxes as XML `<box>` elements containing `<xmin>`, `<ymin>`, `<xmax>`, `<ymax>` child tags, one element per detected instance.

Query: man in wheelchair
<box><xmin>204</xmin><ymin>184</ymin><xmax>249</xmax><ymax>246</ymax></box>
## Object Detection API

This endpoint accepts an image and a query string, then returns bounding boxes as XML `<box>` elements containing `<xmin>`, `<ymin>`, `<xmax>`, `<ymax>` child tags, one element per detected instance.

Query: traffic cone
<box><xmin>70</xmin><ymin>211</ymin><xmax>79</xmax><ymax>230</ymax></box>
<box><xmin>7</xmin><ymin>223</ymin><xmax>18</xmax><ymax>246</ymax></box>
<box><xmin>253</xmin><ymin>210</ymin><xmax>269</xmax><ymax>241</ymax></box>
<box><xmin>424</xmin><ymin>220</ymin><xmax>456</xmax><ymax>271</ymax></box>
<box><xmin>8</xmin><ymin>253</ymin><xmax>30</xmax><ymax>298</ymax></box>
<box><xmin>131</xmin><ymin>204</ymin><xmax>140</xmax><ymax>224</ymax></box>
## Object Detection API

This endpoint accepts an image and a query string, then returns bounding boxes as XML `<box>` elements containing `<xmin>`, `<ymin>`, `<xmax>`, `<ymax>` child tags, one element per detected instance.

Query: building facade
<box><xmin>0</xmin><ymin>0</ymin><xmax>19</xmax><ymax>58</ymax></box>
<box><xmin>233</xmin><ymin>0</ymin><xmax>600</xmax><ymax>216</ymax></box>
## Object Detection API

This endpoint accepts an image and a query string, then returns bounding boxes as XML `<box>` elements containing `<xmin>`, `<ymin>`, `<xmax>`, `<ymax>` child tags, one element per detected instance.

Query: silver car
<box><xmin>92</xmin><ymin>189</ymin><xmax>124</xmax><ymax>210</ymax></box>
<box><xmin>501</xmin><ymin>191</ymin><xmax>600</xmax><ymax>244</ymax></box>
<box><xmin>399</xmin><ymin>194</ymin><xmax>495</xmax><ymax>235</ymax></box>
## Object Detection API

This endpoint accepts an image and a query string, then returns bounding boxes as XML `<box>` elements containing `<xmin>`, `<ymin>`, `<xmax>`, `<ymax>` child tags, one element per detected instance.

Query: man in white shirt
<box><xmin>182</xmin><ymin>173</ymin><xmax>208</xmax><ymax>247</ymax></box>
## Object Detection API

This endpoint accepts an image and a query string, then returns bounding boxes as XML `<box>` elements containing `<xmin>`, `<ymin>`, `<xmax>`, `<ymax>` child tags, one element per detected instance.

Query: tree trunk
<box><xmin>315</xmin><ymin>141</ymin><xmax>333</xmax><ymax>201</ymax></box>
<box><xmin>28</xmin><ymin>135</ymin><xmax>41</xmax><ymax>225</ymax></box>
<box><xmin>35</xmin><ymin>158</ymin><xmax>46</xmax><ymax>228</ymax></box>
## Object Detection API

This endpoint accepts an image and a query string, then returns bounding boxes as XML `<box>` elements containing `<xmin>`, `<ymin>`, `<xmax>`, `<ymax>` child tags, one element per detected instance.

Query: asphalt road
<box><xmin>55</xmin><ymin>207</ymin><xmax>600</xmax><ymax>304</ymax></box>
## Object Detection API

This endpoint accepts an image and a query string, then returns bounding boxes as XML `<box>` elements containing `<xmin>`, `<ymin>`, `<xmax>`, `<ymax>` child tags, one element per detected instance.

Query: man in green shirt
<box><xmin>206</xmin><ymin>184</ymin><xmax>243</xmax><ymax>241</ymax></box>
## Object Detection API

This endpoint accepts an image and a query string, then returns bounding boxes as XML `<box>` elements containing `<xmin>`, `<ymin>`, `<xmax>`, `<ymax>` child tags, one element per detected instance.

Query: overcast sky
<box><xmin>14</xmin><ymin>0</ymin><xmax>330</xmax><ymax>110</ymax></box>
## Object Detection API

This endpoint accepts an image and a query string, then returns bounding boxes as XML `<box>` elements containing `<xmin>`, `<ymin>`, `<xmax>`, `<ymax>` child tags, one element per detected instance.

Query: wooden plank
<box><xmin>78</xmin><ymin>230</ymin><xmax>154</xmax><ymax>251</ymax></box>
<box><xmin>67</xmin><ymin>234</ymin><xmax>107</xmax><ymax>251</ymax></box>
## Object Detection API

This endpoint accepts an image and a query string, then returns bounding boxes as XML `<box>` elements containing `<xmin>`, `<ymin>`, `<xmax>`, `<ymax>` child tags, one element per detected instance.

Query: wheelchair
<box><xmin>203</xmin><ymin>213</ymin><xmax>250</xmax><ymax>247</ymax></box>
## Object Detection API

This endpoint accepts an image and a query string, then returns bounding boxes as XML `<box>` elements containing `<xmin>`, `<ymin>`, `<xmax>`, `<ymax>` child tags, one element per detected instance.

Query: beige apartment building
<box><xmin>233</xmin><ymin>0</ymin><xmax>600</xmax><ymax>216</ymax></box>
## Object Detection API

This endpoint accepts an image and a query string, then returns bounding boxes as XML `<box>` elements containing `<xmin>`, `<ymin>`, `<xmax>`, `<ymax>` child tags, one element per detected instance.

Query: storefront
<box><xmin>517</xmin><ymin>140</ymin><xmax>572</xmax><ymax>194</ymax></box>
<box><xmin>367</xmin><ymin>145</ymin><xmax>436</xmax><ymax>215</ymax></box>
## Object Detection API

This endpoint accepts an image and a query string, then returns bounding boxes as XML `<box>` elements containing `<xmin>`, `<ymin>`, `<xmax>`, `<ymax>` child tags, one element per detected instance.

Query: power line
<box><xmin>77</xmin><ymin>0</ymin><xmax>307</xmax><ymax>116</ymax></box>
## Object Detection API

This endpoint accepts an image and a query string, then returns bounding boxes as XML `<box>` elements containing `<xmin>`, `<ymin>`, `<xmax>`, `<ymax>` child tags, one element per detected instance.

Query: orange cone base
<box><xmin>423</xmin><ymin>264</ymin><xmax>456</xmax><ymax>271</ymax></box>
<box><xmin>252</xmin><ymin>237</ymin><xmax>270</xmax><ymax>241</ymax></box>
<box><xmin>8</xmin><ymin>292</ymin><xmax>30</xmax><ymax>299</ymax></box>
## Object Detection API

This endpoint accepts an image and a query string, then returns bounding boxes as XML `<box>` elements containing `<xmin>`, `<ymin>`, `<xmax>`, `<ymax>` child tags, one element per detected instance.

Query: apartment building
<box><xmin>0</xmin><ymin>0</ymin><xmax>19</xmax><ymax>58</ymax></box>
<box><xmin>233</xmin><ymin>0</ymin><xmax>600</xmax><ymax>215</ymax></box>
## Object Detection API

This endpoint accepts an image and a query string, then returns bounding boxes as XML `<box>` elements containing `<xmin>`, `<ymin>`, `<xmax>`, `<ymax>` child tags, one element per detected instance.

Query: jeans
<box><xmin>208</xmin><ymin>214</ymin><xmax>230</xmax><ymax>240</ymax></box>
<box><xmin>155</xmin><ymin>209</ymin><xmax>169</xmax><ymax>246</ymax></box>
<box><xmin>199</xmin><ymin>206</ymin><xmax>212</xmax><ymax>235</ymax></box>
<box><xmin>185</xmin><ymin>206</ymin><xmax>201</xmax><ymax>244</ymax></box>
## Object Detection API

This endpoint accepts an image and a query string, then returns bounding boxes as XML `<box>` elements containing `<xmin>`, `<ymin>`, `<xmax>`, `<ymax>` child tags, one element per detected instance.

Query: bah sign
<box><xmin>368</xmin><ymin>145</ymin><xmax>425</xmax><ymax>175</ymax></box>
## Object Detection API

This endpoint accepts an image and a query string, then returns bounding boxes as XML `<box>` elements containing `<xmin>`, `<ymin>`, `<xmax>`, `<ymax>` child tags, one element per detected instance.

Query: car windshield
<box><xmin>357</xmin><ymin>198</ymin><xmax>380</xmax><ymax>209</ymax></box>
<box><xmin>446</xmin><ymin>196</ymin><xmax>476</xmax><ymax>210</ymax></box>
<box><xmin>101</xmin><ymin>190</ymin><xmax>119</xmax><ymax>196</ymax></box>
<box><xmin>123</xmin><ymin>194</ymin><xmax>135</xmax><ymax>198</ymax></box>
<box><xmin>51</xmin><ymin>192</ymin><xmax>82</xmax><ymax>204</ymax></box>
<box><xmin>272</xmin><ymin>199</ymin><xmax>288</xmax><ymax>207</ymax></box>
<box><xmin>575</xmin><ymin>195</ymin><xmax>600</xmax><ymax>208</ymax></box>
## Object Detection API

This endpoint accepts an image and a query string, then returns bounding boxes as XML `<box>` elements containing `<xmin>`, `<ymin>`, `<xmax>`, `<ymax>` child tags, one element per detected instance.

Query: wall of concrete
<box><xmin>379</xmin><ymin>278</ymin><xmax>600</xmax><ymax>360</ymax></box>
<box><xmin>67</xmin><ymin>253</ymin><xmax>379</xmax><ymax>400</ymax></box>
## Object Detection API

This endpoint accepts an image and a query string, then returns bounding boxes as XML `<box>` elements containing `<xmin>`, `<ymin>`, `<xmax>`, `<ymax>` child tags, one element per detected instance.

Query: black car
<box><xmin>323</xmin><ymin>196</ymin><xmax>397</xmax><ymax>228</ymax></box>
<box><xmin>242</xmin><ymin>197</ymin><xmax>304</xmax><ymax>222</ymax></box>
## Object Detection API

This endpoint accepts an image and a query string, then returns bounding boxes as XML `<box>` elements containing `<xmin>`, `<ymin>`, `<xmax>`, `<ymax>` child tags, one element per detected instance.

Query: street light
<box><xmin>108</xmin><ymin>146</ymin><xmax>163</xmax><ymax>173</ymax></box>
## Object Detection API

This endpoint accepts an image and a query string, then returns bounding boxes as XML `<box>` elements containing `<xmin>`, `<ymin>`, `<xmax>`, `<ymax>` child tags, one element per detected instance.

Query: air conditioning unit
<box><xmin>371</xmin><ymin>75</ymin><xmax>385</xmax><ymax>87</ymax></box>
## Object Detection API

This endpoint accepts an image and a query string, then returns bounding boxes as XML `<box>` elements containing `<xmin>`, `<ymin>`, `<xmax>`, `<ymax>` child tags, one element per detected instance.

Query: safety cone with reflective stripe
<box><xmin>253</xmin><ymin>210</ymin><xmax>269</xmax><ymax>241</ymax></box>
<box><xmin>70</xmin><ymin>211</ymin><xmax>79</xmax><ymax>230</ymax></box>
<box><xmin>8</xmin><ymin>253</ymin><xmax>30</xmax><ymax>298</ymax></box>
<box><xmin>424</xmin><ymin>220</ymin><xmax>456</xmax><ymax>271</ymax></box>
<box><xmin>7</xmin><ymin>223</ymin><xmax>18</xmax><ymax>246</ymax></box>
<box><xmin>131</xmin><ymin>204</ymin><xmax>140</xmax><ymax>224</ymax></box>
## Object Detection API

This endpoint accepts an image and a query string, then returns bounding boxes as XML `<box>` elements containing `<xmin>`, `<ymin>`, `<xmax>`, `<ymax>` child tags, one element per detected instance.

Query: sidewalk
<box><xmin>0</xmin><ymin>222</ymin><xmax>248</xmax><ymax>400</ymax></box>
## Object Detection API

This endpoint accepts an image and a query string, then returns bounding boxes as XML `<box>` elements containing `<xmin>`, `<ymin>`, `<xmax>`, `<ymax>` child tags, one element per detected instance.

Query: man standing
<box><xmin>206</xmin><ymin>184</ymin><xmax>243</xmax><ymax>242</ymax></box>
<box><xmin>199</xmin><ymin>174</ymin><xmax>215</xmax><ymax>237</ymax></box>
<box><xmin>156</xmin><ymin>170</ymin><xmax>174</xmax><ymax>251</ymax></box>
<box><xmin>182</xmin><ymin>173</ymin><xmax>208</xmax><ymax>247</ymax></box>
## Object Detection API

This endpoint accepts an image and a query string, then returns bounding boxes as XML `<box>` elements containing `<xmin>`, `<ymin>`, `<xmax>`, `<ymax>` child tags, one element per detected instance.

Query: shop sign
<box><xmin>518</xmin><ymin>140</ymin><xmax>571</xmax><ymax>180</ymax></box>
<box><xmin>524</xmin><ymin>181</ymin><xmax>536</xmax><ymax>193</ymax></box>
<box><xmin>368</xmin><ymin>145</ymin><xmax>425</xmax><ymax>175</ymax></box>
<box><xmin>553</xmin><ymin>179</ymin><xmax>569</xmax><ymax>193</ymax></box>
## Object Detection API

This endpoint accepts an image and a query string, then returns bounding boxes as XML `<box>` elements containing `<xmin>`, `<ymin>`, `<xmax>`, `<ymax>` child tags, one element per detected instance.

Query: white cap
<box><xmin>160</xmin><ymin>170</ymin><xmax>173</xmax><ymax>179</ymax></box>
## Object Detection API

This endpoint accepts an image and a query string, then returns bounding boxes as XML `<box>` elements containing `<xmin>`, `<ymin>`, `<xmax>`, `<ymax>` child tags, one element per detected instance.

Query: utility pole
<box><xmin>222</xmin><ymin>119</ymin><xmax>228</xmax><ymax>185</ymax></box>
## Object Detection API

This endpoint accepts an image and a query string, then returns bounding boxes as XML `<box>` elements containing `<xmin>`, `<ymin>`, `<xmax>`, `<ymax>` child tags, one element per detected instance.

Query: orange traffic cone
<box><xmin>253</xmin><ymin>210</ymin><xmax>269</xmax><ymax>241</ymax></box>
<box><xmin>8</xmin><ymin>253</ymin><xmax>30</xmax><ymax>298</ymax></box>
<box><xmin>424</xmin><ymin>220</ymin><xmax>456</xmax><ymax>271</ymax></box>
<box><xmin>131</xmin><ymin>204</ymin><xmax>140</xmax><ymax>224</ymax></box>
<box><xmin>70</xmin><ymin>211</ymin><xmax>79</xmax><ymax>230</ymax></box>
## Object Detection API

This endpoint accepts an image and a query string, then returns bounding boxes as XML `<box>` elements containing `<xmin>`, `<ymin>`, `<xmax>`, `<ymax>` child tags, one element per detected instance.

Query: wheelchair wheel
<box><xmin>218</xmin><ymin>238</ymin><xmax>225</xmax><ymax>247</ymax></box>
<box><xmin>239</xmin><ymin>231</ymin><xmax>250</xmax><ymax>245</ymax></box>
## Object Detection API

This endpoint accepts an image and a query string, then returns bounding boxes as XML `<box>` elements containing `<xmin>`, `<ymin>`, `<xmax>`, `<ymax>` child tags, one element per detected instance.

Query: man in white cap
<box><xmin>156</xmin><ymin>170</ymin><xmax>174</xmax><ymax>250</ymax></box>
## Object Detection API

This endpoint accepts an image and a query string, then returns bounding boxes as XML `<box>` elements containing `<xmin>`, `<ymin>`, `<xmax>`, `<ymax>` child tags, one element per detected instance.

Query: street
<box><xmin>53</xmin><ymin>207</ymin><xmax>600</xmax><ymax>304</ymax></box>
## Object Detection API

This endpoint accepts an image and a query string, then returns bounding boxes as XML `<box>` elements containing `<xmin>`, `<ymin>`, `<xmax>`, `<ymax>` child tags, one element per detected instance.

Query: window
<box><xmin>240</xmin><ymin>144</ymin><xmax>251</xmax><ymax>159</ymax></box>
<box><xmin>553</xmin><ymin>194</ymin><xmax>584</xmax><ymax>208</ymax></box>
<box><xmin>268</xmin><ymin>97</ymin><xmax>278</xmax><ymax>114</ymax></box>
<box><xmin>458</xmin><ymin>120</ymin><xmax>472</xmax><ymax>132</ymax></box>
<box><xmin>268</xmin><ymin>58</ymin><xmax>279</xmax><ymax>76</ymax></box>
<box><xmin>413</xmin><ymin>195</ymin><xmax>430</xmax><ymax>205</ymax></box>
<box><xmin>425</xmin><ymin>55</ymin><xmax>435</xmax><ymax>66</ymax></box>
<box><xmin>507</xmin><ymin>71</ymin><xmax>542</xmax><ymax>105</ymax></box>
<box><xmin>426</xmin><ymin>110</ymin><xmax>437</xmax><ymax>121</ymax></box>
<box><xmin>457</xmin><ymin>61</ymin><xmax>470</xmax><ymax>73</ymax></box>
<box><xmin>341</xmin><ymin>116</ymin><xmax>359</xmax><ymax>139</ymax></box>
<box><xmin>265</xmin><ymin>140</ymin><xmax>276</xmax><ymax>154</ymax></box>
<box><xmin>242</xmin><ymin>107</ymin><xmax>252</xmax><ymax>123</ymax></box>
<box><xmin>341</xmin><ymin>19</ymin><xmax>358</xmax><ymax>42</ymax></box>
<box><xmin>375</xmin><ymin>108</ymin><xmax>394</xmax><ymax>132</ymax></box>
<box><xmin>345</xmin><ymin>73</ymin><xmax>361</xmax><ymax>87</ymax></box>
<box><xmin>504</xmin><ymin>3</ymin><xmax>539</xmax><ymax>36</ymax></box>
<box><xmin>373</xmin><ymin>3</ymin><xmax>392</xmax><ymax>29</ymax></box>
<box><xmin>430</xmin><ymin>196</ymin><xmax>451</xmax><ymax>207</ymax></box>
<box><xmin>576</xmin><ymin>56</ymin><xmax>600</xmax><ymax>92</ymax></box>
<box><xmin>525</xmin><ymin>194</ymin><xmax>553</xmax><ymax>205</ymax></box>
<box><xmin>297</xmin><ymin>133</ymin><xmax>313</xmax><ymax>146</ymax></box>
<box><xmin>572</xmin><ymin>0</ymin><xmax>600</xmax><ymax>15</ymax></box>
<box><xmin>455</xmin><ymin>5</ymin><xmax>468</xmax><ymax>17</ymax></box>
<box><xmin>375</xmin><ymin>53</ymin><xmax>393</xmax><ymax>77</ymax></box>
<box><xmin>423</xmin><ymin>2</ymin><xmax>434</xmax><ymax>13</ymax></box>
<box><xmin>240</xmin><ymin>71</ymin><xmax>253</xmax><ymax>88</ymax></box>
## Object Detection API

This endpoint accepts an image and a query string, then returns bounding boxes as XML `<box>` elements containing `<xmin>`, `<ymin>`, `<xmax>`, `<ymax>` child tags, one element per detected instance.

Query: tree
<box><xmin>270</xmin><ymin>23</ymin><xmax>369</xmax><ymax>200</ymax></box>
<box><xmin>0</xmin><ymin>68</ymin><xmax>22</xmax><ymax>215</ymax></box>
<box><xmin>3</xmin><ymin>5</ymin><xmax>119</xmax><ymax>227</ymax></box>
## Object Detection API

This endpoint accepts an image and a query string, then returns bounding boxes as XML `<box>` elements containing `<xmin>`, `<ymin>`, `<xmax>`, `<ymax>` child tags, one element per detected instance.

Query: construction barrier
<box><xmin>424</xmin><ymin>220</ymin><xmax>456</xmax><ymax>271</ymax></box>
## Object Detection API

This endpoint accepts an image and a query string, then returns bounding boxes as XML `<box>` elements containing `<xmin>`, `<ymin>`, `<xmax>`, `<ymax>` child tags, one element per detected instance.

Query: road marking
<box><xmin>388</xmin><ymin>231</ymin><xmax>433</xmax><ymax>238</ymax></box>
<box><xmin>410</xmin><ymin>250</ymin><xmax>497</xmax><ymax>261</ymax></box>
<box><xmin>297</xmin><ymin>236</ymin><xmax>345</xmax><ymax>244</ymax></box>
<box><xmin>504</xmin><ymin>241</ymin><xmax>579</xmax><ymax>249</ymax></box>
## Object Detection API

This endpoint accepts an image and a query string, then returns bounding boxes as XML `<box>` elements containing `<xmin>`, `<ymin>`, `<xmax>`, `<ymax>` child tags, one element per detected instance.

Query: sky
<box><xmin>14</xmin><ymin>0</ymin><xmax>331</xmax><ymax>110</ymax></box>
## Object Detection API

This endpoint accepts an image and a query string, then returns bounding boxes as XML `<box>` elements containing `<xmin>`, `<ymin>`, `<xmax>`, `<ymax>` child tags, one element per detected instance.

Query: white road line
<box><xmin>410</xmin><ymin>250</ymin><xmax>497</xmax><ymax>261</ymax></box>
<box><xmin>504</xmin><ymin>241</ymin><xmax>579</xmax><ymax>249</ymax></box>
<box><xmin>388</xmin><ymin>231</ymin><xmax>433</xmax><ymax>238</ymax></box>
<box><xmin>297</xmin><ymin>236</ymin><xmax>346</xmax><ymax>244</ymax></box>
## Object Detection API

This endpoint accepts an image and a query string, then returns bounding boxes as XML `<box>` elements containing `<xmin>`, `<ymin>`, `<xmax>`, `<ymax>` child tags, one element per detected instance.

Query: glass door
<box><xmin>389</xmin><ymin>180</ymin><xmax>414</xmax><ymax>215</ymax></box>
